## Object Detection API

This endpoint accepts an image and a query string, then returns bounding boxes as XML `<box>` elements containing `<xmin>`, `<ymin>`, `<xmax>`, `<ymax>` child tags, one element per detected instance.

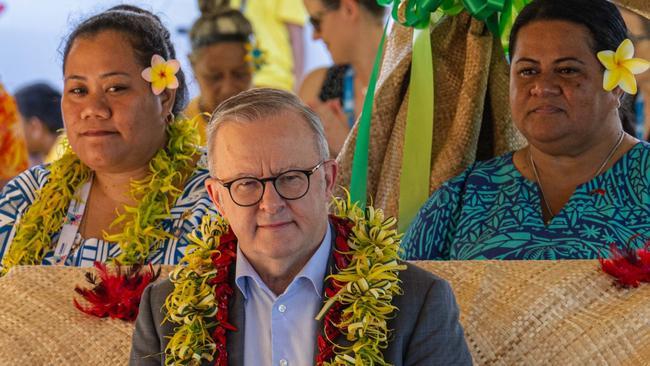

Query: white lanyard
<box><xmin>52</xmin><ymin>176</ymin><xmax>93</xmax><ymax>263</ymax></box>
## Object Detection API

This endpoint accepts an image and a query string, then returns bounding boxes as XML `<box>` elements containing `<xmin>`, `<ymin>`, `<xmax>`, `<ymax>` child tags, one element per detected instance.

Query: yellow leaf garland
<box><xmin>1</xmin><ymin>141</ymin><xmax>90</xmax><ymax>275</ymax></box>
<box><xmin>0</xmin><ymin>116</ymin><xmax>200</xmax><ymax>275</ymax></box>
<box><xmin>108</xmin><ymin>116</ymin><xmax>200</xmax><ymax>265</ymax></box>
<box><xmin>318</xmin><ymin>196</ymin><xmax>406</xmax><ymax>366</ymax></box>
<box><xmin>164</xmin><ymin>194</ymin><xmax>405</xmax><ymax>365</ymax></box>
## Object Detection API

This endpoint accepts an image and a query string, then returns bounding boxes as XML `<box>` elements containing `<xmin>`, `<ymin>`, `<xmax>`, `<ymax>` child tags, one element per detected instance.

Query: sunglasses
<box><xmin>629</xmin><ymin>33</ymin><xmax>650</xmax><ymax>43</ymax></box>
<box><xmin>308</xmin><ymin>9</ymin><xmax>331</xmax><ymax>33</ymax></box>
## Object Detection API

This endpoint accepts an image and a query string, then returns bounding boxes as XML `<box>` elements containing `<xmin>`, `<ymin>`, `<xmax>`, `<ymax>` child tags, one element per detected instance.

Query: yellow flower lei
<box><xmin>164</xmin><ymin>196</ymin><xmax>406</xmax><ymax>365</ymax></box>
<box><xmin>0</xmin><ymin>117</ymin><xmax>200</xmax><ymax>275</ymax></box>
<box><xmin>317</xmin><ymin>197</ymin><xmax>406</xmax><ymax>365</ymax></box>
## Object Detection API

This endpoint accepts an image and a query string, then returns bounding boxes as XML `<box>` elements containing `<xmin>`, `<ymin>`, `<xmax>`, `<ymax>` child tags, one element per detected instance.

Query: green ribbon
<box><xmin>348</xmin><ymin>21</ymin><xmax>389</xmax><ymax>208</ymax></box>
<box><xmin>347</xmin><ymin>0</ymin><xmax>532</xmax><ymax>224</ymax></box>
<box><xmin>498</xmin><ymin>0</ymin><xmax>533</xmax><ymax>60</ymax></box>
<box><xmin>378</xmin><ymin>0</ymin><xmax>530</xmax><ymax>57</ymax></box>
<box><xmin>397</xmin><ymin>26</ymin><xmax>434</xmax><ymax>232</ymax></box>
<box><xmin>462</xmin><ymin>0</ymin><xmax>504</xmax><ymax>20</ymax></box>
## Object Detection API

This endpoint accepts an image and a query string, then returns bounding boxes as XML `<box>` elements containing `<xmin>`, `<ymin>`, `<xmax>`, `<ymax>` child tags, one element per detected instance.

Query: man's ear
<box><xmin>324</xmin><ymin>160</ymin><xmax>338</xmax><ymax>198</ymax></box>
<box><xmin>159</xmin><ymin>88</ymin><xmax>177</xmax><ymax>122</ymax></box>
<box><xmin>205</xmin><ymin>178</ymin><xmax>225</xmax><ymax>215</ymax></box>
<box><xmin>340</xmin><ymin>0</ymin><xmax>360</xmax><ymax>20</ymax></box>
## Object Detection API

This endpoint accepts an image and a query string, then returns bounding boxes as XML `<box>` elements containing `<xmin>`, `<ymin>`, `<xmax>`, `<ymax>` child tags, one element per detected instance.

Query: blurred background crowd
<box><xmin>1</xmin><ymin>0</ymin><xmax>649</xmax><ymax>181</ymax></box>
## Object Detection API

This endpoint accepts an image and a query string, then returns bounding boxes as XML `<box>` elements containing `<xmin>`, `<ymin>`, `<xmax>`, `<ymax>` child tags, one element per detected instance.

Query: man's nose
<box><xmin>258</xmin><ymin>181</ymin><xmax>286</xmax><ymax>213</ymax></box>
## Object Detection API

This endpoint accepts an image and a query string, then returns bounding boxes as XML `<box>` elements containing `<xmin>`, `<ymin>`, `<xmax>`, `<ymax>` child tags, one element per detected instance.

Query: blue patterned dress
<box><xmin>0</xmin><ymin>153</ymin><xmax>216</xmax><ymax>267</ymax></box>
<box><xmin>403</xmin><ymin>142</ymin><xmax>650</xmax><ymax>260</ymax></box>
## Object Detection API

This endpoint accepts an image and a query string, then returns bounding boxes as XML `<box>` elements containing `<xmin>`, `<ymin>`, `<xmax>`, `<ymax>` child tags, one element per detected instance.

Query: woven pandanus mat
<box><xmin>615</xmin><ymin>0</ymin><xmax>650</xmax><ymax>18</ymax></box>
<box><xmin>414</xmin><ymin>260</ymin><xmax>650</xmax><ymax>365</ymax></box>
<box><xmin>1</xmin><ymin>262</ymin><xmax>649</xmax><ymax>365</ymax></box>
<box><xmin>0</xmin><ymin>265</ymin><xmax>173</xmax><ymax>366</ymax></box>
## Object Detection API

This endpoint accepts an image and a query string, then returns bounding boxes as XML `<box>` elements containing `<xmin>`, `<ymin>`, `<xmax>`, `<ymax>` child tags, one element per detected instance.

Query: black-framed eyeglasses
<box><xmin>629</xmin><ymin>33</ymin><xmax>650</xmax><ymax>43</ymax></box>
<box><xmin>215</xmin><ymin>161</ymin><xmax>329</xmax><ymax>207</ymax></box>
<box><xmin>308</xmin><ymin>9</ymin><xmax>331</xmax><ymax>33</ymax></box>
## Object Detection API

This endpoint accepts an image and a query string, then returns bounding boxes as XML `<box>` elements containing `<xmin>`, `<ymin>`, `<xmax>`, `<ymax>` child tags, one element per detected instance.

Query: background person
<box><xmin>0</xmin><ymin>5</ymin><xmax>214</xmax><ymax>271</ymax></box>
<box><xmin>184</xmin><ymin>0</ymin><xmax>254</xmax><ymax>145</ymax></box>
<box><xmin>14</xmin><ymin>82</ymin><xmax>64</xmax><ymax>165</ymax></box>
<box><xmin>403</xmin><ymin>0</ymin><xmax>650</xmax><ymax>260</ymax></box>
<box><xmin>299</xmin><ymin>0</ymin><xmax>385</xmax><ymax>157</ymax></box>
<box><xmin>231</xmin><ymin>0</ymin><xmax>307</xmax><ymax>91</ymax></box>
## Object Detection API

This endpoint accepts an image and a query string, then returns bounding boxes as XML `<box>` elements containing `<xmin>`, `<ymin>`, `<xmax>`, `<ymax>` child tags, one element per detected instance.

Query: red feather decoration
<box><xmin>599</xmin><ymin>236</ymin><xmax>650</xmax><ymax>288</ymax></box>
<box><xmin>74</xmin><ymin>261</ymin><xmax>160</xmax><ymax>321</ymax></box>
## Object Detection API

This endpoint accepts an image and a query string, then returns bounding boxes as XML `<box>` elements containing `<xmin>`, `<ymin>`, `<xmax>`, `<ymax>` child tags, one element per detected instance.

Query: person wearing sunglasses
<box><xmin>299</xmin><ymin>0</ymin><xmax>386</xmax><ymax>158</ymax></box>
<box><xmin>130</xmin><ymin>88</ymin><xmax>472</xmax><ymax>365</ymax></box>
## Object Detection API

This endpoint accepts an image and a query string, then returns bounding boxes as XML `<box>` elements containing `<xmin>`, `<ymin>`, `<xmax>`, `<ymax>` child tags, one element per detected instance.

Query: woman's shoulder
<box><xmin>298</xmin><ymin>67</ymin><xmax>329</xmax><ymax>102</ymax></box>
<box><xmin>443</xmin><ymin>152</ymin><xmax>518</xmax><ymax>188</ymax></box>
<box><xmin>0</xmin><ymin>165</ymin><xmax>51</xmax><ymax>228</ymax></box>
<box><xmin>180</xmin><ymin>150</ymin><xmax>210</xmax><ymax>195</ymax></box>
<box><xmin>1</xmin><ymin>165</ymin><xmax>51</xmax><ymax>200</ymax></box>
<box><xmin>620</xmin><ymin>141</ymin><xmax>650</xmax><ymax>175</ymax></box>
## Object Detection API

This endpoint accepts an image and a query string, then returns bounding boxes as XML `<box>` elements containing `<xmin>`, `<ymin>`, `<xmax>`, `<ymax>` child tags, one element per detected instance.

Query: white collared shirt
<box><xmin>235</xmin><ymin>225</ymin><xmax>332</xmax><ymax>366</ymax></box>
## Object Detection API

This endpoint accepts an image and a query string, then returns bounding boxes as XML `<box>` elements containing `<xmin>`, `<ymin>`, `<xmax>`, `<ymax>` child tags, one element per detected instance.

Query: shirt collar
<box><xmin>235</xmin><ymin>223</ymin><xmax>332</xmax><ymax>300</ymax></box>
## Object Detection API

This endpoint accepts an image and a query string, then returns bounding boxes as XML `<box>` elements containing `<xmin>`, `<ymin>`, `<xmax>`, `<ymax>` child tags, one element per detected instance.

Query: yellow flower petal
<box><xmin>603</xmin><ymin>68</ymin><xmax>620</xmax><ymax>91</ymax></box>
<box><xmin>167</xmin><ymin>76</ymin><xmax>179</xmax><ymax>90</ymax></box>
<box><xmin>615</xmin><ymin>39</ymin><xmax>634</xmax><ymax>63</ymax></box>
<box><xmin>622</xmin><ymin>58</ymin><xmax>650</xmax><ymax>74</ymax></box>
<box><xmin>152</xmin><ymin>79</ymin><xmax>167</xmax><ymax>95</ymax></box>
<box><xmin>167</xmin><ymin>59</ymin><xmax>181</xmax><ymax>73</ymax></box>
<box><xmin>597</xmin><ymin>50</ymin><xmax>616</xmax><ymax>70</ymax></box>
<box><xmin>618</xmin><ymin>68</ymin><xmax>638</xmax><ymax>94</ymax></box>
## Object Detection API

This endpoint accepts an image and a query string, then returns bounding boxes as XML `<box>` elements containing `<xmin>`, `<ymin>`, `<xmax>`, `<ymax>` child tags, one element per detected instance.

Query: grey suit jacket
<box><xmin>130</xmin><ymin>258</ymin><xmax>472</xmax><ymax>365</ymax></box>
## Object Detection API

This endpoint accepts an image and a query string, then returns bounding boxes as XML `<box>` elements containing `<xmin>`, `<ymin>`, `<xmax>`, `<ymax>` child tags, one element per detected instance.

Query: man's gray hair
<box><xmin>206</xmin><ymin>88</ymin><xmax>330</xmax><ymax>176</ymax></box>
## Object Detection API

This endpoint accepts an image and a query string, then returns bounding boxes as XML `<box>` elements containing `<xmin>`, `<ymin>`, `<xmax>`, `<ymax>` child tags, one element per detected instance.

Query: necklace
<box><xmin>164</xmin><ymin>197</ymin><xmax>406</xmax><ymax>366</ymax></box>
<box><xmin>1</xmin><ymin>117</ymin><xmax>200</xmax><ymax>275</ymax></box>
<box><xmin>529</xmin><ymin>130</ymin><xmax>625</xmax><ymax>224</ymax></box>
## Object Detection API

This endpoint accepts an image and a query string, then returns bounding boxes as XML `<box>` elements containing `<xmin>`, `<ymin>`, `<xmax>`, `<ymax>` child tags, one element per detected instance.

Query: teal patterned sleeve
<box><xmin>401</xmin><ymin>167</ymin><xmax>473</xmax><ymax>260</ymax></box>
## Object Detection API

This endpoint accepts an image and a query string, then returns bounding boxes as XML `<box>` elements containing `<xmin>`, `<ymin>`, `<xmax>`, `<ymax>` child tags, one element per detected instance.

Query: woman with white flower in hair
<box><xmin>0</xmin><ymin>5</ymin><xmax>216</xmax><ymax>273</ymax></box>
<box><xmin>403</xmin><ymin>0</ymin><xmax>650</xmax><ymax>260</ymax></box>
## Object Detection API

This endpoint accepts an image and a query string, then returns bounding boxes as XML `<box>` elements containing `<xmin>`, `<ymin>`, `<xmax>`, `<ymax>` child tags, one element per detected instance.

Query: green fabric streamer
<box><xmin>499</xmin><ymin>0</ymin><xmax>533</xmax><ymax>60</ymax></box>
<box><xmin>462</xmin><ymin>0</ymin><xmax>505</xmax><ymax>20</ymax></box>
<box><xmin>378</xmin><ymin>0</ymin><xmax>530</xmax><ymax>57</ymax></box>
<box><xmin>348</xmin><ymin>21</ymin><xmax>389</xmax><ymax>207</ymax></box>
<box><xmin>397</xmin><ymin>27</ymin><xmax>434</xmax><ymax>232</ymax></box>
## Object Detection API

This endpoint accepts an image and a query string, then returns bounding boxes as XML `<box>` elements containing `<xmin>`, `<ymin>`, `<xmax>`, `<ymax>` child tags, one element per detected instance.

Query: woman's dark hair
<box><xmin>61</xmin><ymin>5</ymin><xmax>188</xmax><ymax>114</ymax></box>
<box><xmin>509</xmin><ymin>0</ymin><xmax>627</xmax><ymax>58</ymax></box>
<box><xmin>189</xmin><ymin>0</ymin><xmax>253</xmax><ymax>54</ymax></box>
<box><xmin>322</xmin><ymin>0</ymin><xmax>386</xmax><ymax>19</ymax></box>
<box><xmin>14</xmin><ymin>82</ymin><xmax>63</xmax><ymax>134</ymax></box>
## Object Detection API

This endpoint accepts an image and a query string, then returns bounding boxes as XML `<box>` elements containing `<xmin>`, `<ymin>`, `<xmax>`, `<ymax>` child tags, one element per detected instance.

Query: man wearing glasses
<box><xmin>130</xmin><ymin>88</ymin><xmax>471</xmax><ymax>365</ymax></box>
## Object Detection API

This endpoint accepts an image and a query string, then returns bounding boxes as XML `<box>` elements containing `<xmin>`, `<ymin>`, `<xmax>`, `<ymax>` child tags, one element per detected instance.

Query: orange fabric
<box><xmin>0</xmin><ymin>84</ymin><xmax>28</xmax><ymax>180</ymax></box>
